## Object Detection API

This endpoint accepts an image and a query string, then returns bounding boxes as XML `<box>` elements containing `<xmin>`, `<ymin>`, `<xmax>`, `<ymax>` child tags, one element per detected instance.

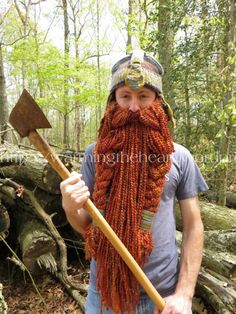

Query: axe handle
<box><xmin>28</xmin><ymin>130</ymin><xmax>70</xmax><ymax>179</ymax></box>
<box><xmin>28</xmin><ymin>129</ymin><xmax>165</xmax><ymax>311</ymax></box>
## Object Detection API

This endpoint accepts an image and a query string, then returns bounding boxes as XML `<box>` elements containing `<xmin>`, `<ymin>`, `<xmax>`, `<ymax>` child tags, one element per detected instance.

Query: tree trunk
<box><xmin>63</xmin><ymin>112</ymin><xmax>69</xmax><ymax>148</ymax></box>
<box><xmin>216</xmin><ymin>0</ymin><xmax>235</xmax><ymax>206</ymax></box>
<box><xmin>71</xmin><ymin>2</ymin><xmax>81</xmax><ymax>152</ymax></box>
<box><xmin>96</xmin><ymin>0</ymin><xmax>102</xmax><ymax>126</ymax></box>
<box><xmin>0</xmin><ymin>44</ymin><xmax>10</xmax><ymax>144</ymax></box>
<box><xmin>184</xmin><ymin>27</ymin><xmax>191</xmax><ymax>148</ymax></box>
<box><xmin>158</xmin><ymin>0</ymin><xmax>175</xmax><ymax>103</ymax></box>
<box><xmin>14</xmin><ymin>0</ymin><xmax>31</xmax><ymax>89</ymax></box>
<box><xmin>126</xmin><ymin>0</ymin><xmax>133</xmax><ymax>53</ymax></box>
<box><xmin>62</xmin><ymin>0</ymin><xmax>70</xmax><ymax>148</ymax></box>
<box><xmin>75</xmin><ymin>105</ymin><xmax>81</xmax><ymax>151</ymax></box>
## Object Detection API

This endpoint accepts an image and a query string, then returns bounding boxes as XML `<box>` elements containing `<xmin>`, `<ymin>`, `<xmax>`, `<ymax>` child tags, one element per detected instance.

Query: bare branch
<box><xmin>31</xmin><ymin>0</ymin><xmax>47</xmax><ymax>5</ymax></box>
<box><xmin>4</xmin><ymin>30</ymin><xmax>31</xmax><ymax>46</ymax></box>
<box><xmin>42</xmin><ymin>7</ymin><xmax>60</xmax><ymax>43</ymax></box>
<box><xmin>80</xmin><ymin>53</ymin><xmax>110</xmax><ymax>63</ymax></box>
<box><xmin>0</xmin><ymin>2</ymin><xmax>14</xmax><ymax>26</ymax></box>
<box><xmin>14</xmin><ymin>0</ymin><xmax>25</xmax><ymax>25</ymax></box>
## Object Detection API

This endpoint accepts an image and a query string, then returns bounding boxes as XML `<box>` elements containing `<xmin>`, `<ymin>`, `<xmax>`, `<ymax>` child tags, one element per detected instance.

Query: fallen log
<box><xmin>0</xmin><ymin>143</ymin><xmax>75</xmax><ymax>194</ymax></box>
<box><xmin>18</xmin><ymin>218</ymin><xmax>58</xmax><ymax>273</ymax></box>
<box><xmin>202</xmin><ymin>249</ymin><xmax>236</xmax><ymax>279</ymax></box>
<box><xmin>196</xmin><ymin>284</ymin><xmax>232</xmax><ymax>314</ymax></box>
<box><xmin>0</xmin><ymin>185</ymin><xmax>58</xmax><ymax>273</ymax></box>
<box><xmin>176</xmin><ymin>231</ymin><xmax>236</xmax><ymax>312</ymax></box>
<box><xmin>34</xmin><ymin>189</ymin><xmax>66</xmax><ymax>227</ymax></box>
<box><xmin>175</xmin><ymin>201</ymin><xmax>236</xmax><ymax>231</ymax></box>
<box><xmin>204</xmin><ymin>229</ymin><xmax>236</xmax><ymax>254</ymax></box>
<box><xmin>176</xmin><ymin>230</ymin><xmax>236</xmax><ymax>279</ymax></box>
<box><xmin>0</xmin><ymin>178</ymin><xmax>83</xmax><ymax>290</ymax></box>
<box><xmin>0</xmin><ymin>182</ymin><xmax>67</xmax><ymax>228</ymax></box>
<box><xmin>198</xmin><ymin>269</ymin><xmax>236</xmax><ymax>313</ymax></box>
<box><xmin>226</xmin><ymin>192</ymin><xmax>236</xmax><ymax>208</ymax></box>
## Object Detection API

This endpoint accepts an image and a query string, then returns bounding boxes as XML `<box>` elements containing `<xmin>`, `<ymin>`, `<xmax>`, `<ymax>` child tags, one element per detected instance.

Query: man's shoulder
<box><xmin>172</xmin><ymin>142</ymin><xmax>193</xmax><ymax>159</ymax></box>
<box><xmin>84</xmin><ymin>143</ymin><xmax>96</xmax><ymax>156</ymax></box>
<box><xmin>173</xmin><ymin>142</ymin><xmax>191</xmax><ymax>154</ymax></box>
<box><xmin>171</xmin><ymin>143</ymin><xmax>195</xmax><ymax>170</ymax></box>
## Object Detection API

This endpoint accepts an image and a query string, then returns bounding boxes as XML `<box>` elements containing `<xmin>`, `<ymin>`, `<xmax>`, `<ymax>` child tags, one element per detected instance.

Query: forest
<box><xmin>0</xmin><ymin>0</ymin><xmax>235</xmax><ymax>313</ymax></box>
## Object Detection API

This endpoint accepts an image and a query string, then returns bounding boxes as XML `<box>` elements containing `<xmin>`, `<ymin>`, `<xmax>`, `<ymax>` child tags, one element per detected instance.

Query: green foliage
<box><xmin>2</xmin><ymin>0</ymin><xmax>112</xmax><ymax>149</ymax></box>
<box><xmin>136</xmin><ymin>0</ymin><xmax>235</xmax><ymax>196</ymax></box>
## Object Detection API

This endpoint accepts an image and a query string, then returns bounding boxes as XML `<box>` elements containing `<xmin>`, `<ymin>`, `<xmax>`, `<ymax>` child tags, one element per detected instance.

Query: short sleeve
<box><xmin>81</xmin><ymin>143</ymin><xmax>96</xmax><ymax>198</ymax></box>
<box><xmin>175</xmin><ymin>146</ymin><xmax>209</xmax><ymax>201</ymax></box>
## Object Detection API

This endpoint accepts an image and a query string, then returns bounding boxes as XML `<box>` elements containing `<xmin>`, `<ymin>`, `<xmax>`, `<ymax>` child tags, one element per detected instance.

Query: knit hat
<box><xmin>109</xmin><ymin>50</ymin><xmax>176</xmax><ymax>127</ymax></box>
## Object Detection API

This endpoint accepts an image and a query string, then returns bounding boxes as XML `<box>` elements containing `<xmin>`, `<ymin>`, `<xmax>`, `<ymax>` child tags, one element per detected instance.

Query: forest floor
<box><xmin>0</xmin><ymin>240</ymin><xmax>88</xmax><ymax>314</ymax></box>
<box><xmin>0</xmin><ymin>250</ymin><xmax>213</xmax><ymax>314</ymax></box>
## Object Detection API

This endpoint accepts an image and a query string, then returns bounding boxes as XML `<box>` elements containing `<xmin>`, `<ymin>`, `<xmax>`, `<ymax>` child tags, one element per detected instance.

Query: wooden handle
<box><xmin>28</xmin><ymin>130</ymin><xmax>165</xmax><ymax>311</ymax></box>
<box><xmin>28</xmin><ymin>130</ymin><xmax>70</xmax><ymax>180</ymax></box>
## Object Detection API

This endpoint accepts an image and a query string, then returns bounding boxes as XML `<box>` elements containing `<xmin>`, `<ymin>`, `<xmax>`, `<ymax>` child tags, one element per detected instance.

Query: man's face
<box><xmin>115</xmin><ymin>86</ymin><xmax>156</xmax><ymax>112</ymax></box>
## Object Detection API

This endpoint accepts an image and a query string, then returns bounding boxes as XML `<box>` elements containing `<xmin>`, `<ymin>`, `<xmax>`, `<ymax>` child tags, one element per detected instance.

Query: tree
<box><xmin>0</xmin><ymin>43</ymin><xmax>9</xmax><ymax>144</ymax></box>
<box><xmin>215</xmin><ymin>0</ymin><xmax>236</xmax><ymax>205</ymax></box>
<box><xmin>62</xmin><ymin>0</ymin><xmax>70</xmax><ymax>148</ymax></box>
<box><xmin>14</xmin><ymin>0</ymin><xmax>32</xmax><ymax>89</ymax></box>
<box><xmin>126</xmin><ymin>0</ymin><xmax>133</xmax><ymax>53</ymax></box>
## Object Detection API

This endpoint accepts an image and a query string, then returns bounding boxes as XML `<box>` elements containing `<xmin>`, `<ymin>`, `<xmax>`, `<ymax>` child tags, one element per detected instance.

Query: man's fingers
<box><xmin>60</xmin><ymin>172</ymin><xmax>82</xmax><ymax>188</ymax></box>
<box><xmin>61</xmin><ymin>176</ymin><xmax>87</xmax><ymax>195</ymax></box>
<box><xmin>73</xmin><ymin>185</ymin><xmax>89</xmax><ymax>193</ymax></box>
<box><xmin>68</xmin><ymin>179</ymin><xmax>86</xmax><ymax>191</ymax></box>
<box><xmin>71</xmin><ymin>186</ymin><xmax>89</xmax><ymax>199</ymax></box>
<box><xmin>75</xmin><ymin>191</ymin><xmax>90</xmax><ymax>204</ymax></box>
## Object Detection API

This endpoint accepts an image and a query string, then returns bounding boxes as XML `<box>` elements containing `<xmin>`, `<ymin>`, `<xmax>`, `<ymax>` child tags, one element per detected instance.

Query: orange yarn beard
<box><xmin>85</xmin><ymin>98</ymin><xmax>174</xmax><ymax>314</ymax></box>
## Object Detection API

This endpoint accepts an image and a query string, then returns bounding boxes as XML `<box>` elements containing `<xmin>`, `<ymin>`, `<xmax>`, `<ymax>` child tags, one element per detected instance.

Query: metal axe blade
<box><xmin>9</xmin><ymin>89</ymin><xmax>51</xmax><ymax>137</ymax></box>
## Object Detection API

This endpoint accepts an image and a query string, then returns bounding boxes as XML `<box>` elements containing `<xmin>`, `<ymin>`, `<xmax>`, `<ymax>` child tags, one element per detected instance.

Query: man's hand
<box><xmin>60</xmin><ymin>171</ymin><xmax>91</xmax><ymax>235</ymax></box>
<box><xmin>154</xmin><ymin>293</ymin><xmax>192</xmax><ymax>314</ymax></box>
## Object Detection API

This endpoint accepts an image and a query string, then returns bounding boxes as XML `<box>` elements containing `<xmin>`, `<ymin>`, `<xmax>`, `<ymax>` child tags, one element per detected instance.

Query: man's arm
<box><xmin>175</xmin><ymin>195</ymin><xmax>204</xmax><ymax>301</ymax></box>
<box><xmin>155</xmin><ymin>195</ymin><xmax>204</xmax><ymax>314</ymax></box>
<box><xmin>60</xmin><ymin>172</ymin><xmax>91</xmax><ymax>236</ymax></box>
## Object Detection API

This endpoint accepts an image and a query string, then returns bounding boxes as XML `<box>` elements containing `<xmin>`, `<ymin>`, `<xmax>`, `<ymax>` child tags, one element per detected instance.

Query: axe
<box><xmin>9</xmin><ymin>89</ymin><xmax>165</xmax><ymax>311</ymax></box>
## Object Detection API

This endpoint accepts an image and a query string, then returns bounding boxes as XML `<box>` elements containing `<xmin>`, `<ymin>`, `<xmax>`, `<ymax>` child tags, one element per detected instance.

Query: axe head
<box><xmin>9</xmin><ymin>89</ymin><xmax>51</xmax><ymax>137</ymax></box>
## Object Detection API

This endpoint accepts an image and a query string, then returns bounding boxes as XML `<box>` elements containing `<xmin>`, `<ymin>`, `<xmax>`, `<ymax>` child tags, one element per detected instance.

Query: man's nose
<box><xmin>129</xmin><ymin>98</ymin><xmax>140</xmax><ymax>112</ymax></box>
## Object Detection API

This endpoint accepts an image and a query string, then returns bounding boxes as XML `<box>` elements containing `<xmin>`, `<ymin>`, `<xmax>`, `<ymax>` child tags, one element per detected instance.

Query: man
<box><xmin>60</xmin><ymin>50</ymin><xmax>208</xmax><ymax>314</ymax></box>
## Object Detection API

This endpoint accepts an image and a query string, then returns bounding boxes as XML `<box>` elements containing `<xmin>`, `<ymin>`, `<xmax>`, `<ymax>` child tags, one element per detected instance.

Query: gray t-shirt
<box><xmin>81</xmin><ymin>142</ymin><xmax>208</xmax><ymax>297</ymax></box>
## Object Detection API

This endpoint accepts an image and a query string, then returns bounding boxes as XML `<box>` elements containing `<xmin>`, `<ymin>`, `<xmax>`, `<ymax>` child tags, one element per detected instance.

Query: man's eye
<box><xmin>140</xmin><ymin>95</ymin><xmax>147</xmax><ymax>98</ymax></box>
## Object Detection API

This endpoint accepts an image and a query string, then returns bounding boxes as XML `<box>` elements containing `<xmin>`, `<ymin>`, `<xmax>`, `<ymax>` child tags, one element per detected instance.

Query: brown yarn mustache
<box><xmin>109</xmin><ymin>101</ymin><xmax>162</xmax><ymax>129</ymax></box>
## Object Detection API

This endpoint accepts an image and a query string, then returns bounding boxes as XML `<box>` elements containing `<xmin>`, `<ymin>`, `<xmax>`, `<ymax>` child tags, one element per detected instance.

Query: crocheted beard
<box><xmin>85</xmin><ymin>98</ymin><xmax>174</xmax><ymax>314</ymax></box>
